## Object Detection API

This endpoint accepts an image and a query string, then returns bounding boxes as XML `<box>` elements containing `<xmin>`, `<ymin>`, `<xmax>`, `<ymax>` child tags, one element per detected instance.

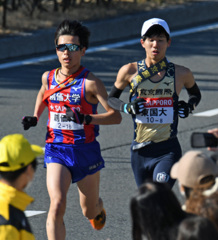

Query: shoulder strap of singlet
<box><xmin>129</xmin><ymin>57</ymin><xmax>168</xmax><ymax>101</ymax></box>
<box><xmin>42</xmin><ymin>66</ymin><xmax>89</xmax><ymax>104</ymax></box>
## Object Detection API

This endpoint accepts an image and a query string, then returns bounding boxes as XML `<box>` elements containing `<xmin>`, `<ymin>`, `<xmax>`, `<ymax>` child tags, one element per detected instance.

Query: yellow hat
<box><xmin>0</xmin><ymin>134</ymin><xmax>44</xmax><ymax>172</ymax></box>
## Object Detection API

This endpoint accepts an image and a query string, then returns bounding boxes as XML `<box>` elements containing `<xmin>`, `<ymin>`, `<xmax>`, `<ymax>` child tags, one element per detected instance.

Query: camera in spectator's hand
<box><xmin>191</xmin><ymin>132</ymin><xmax>218</xmax><ymax>148</ymax></box>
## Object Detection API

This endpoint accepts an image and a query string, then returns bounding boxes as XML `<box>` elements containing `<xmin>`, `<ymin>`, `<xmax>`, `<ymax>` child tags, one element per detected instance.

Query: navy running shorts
<box><xmin>131</xmin><ymin>137</ymin><xmax>182</xmax><ymax>188</ymax></box>
<box><xmin>44</xmin><ymin>140</ymin><xmax>105</xmax><ymax>183</ymax></box>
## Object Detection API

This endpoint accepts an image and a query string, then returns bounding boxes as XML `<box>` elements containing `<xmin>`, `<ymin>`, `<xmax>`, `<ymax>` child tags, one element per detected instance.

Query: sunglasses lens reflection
<box><xmin>56</xmin><ymin>44</ymin><xmax>65</xmax><ymax>51</ymax></box>
<box><xmin>68</xmin><ymin>45</ymin><xmax>79</xmax><ymax>51</ymax></box>
<box><xmin>56</xmin><ymin>44</ymin><xmax>80</xmax><ymax>52</ymax></box>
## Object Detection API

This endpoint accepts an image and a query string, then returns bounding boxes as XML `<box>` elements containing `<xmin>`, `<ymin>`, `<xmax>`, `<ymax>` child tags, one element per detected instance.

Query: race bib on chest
<box><xmin>49</xmin><ymin>111</ymin><xmax>83</xmax><ymax>130</ymax></box>
<box><xmin>135</xmin><ymin>97</ymin><xmax>174</xmax><ymax>124</ymax></box>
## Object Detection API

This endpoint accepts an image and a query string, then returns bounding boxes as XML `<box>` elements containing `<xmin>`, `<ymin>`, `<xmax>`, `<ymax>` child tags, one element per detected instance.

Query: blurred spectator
<box><xmin>0</xmin><ymin>134</ymin><xmax>43</xmax><ymax>240</ymax></box>
<box><xmin>176</xmin><ymin>215</ymin><xmax>218</xmax><ymax>240</ymax></box>
<box><xmin>170</xmin><ymin>151</ymin><xmax>218</xmax><ymax>202</ymax></box>
<box><xmin>130</xmin><ymin>181</ymin><xmax>193</xmax><ymax>240</ymax></box>
<box><xmin>210</xmin><ymin>152</ymin><xmax>218</xmax><ymax>164</ymax></box>
<box><xmin>185</xmin><ymin>188</ymin><xmax>218</xmax><ymax>230</ymax></box>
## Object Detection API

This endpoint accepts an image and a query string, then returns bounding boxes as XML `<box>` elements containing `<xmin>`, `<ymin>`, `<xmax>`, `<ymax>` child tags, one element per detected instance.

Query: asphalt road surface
<box><xmin>0</xmin><ymin>23</ymin><xmax>218</xmax><ymax>240</ymax></box>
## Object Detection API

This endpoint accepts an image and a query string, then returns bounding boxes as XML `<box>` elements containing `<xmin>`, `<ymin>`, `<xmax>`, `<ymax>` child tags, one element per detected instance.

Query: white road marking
<box><xmin>25</xmin><ymin>210</ymin><xmax>46</xmax><ymax>217</ymax></box>
<box><xmin>0</xmin><ymin>22</ymin><xmax>218</xmax><ymax>70</ymax></box>
<box><xmin>193</xmin><ymin>108</ymin><xmax>218</xmax><ymax>117</ymax></box>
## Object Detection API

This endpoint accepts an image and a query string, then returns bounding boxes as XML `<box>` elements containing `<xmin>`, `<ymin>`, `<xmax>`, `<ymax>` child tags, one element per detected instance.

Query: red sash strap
<box><xmin>42</xmin><ymin>66</ymin><xmax>85</xmax><ymax>104</ymax></box>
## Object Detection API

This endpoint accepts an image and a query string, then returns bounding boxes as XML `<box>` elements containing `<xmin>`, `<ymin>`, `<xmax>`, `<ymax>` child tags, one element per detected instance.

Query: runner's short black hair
<box><xmin>54</xmin><ymin>19</ymin><xmax>90</xmax><ymax>49</ymax></box>
<box><xmin>142</xmin><ymin>25</ymin><xmax>170</xmax><ymax>41</ymax></box>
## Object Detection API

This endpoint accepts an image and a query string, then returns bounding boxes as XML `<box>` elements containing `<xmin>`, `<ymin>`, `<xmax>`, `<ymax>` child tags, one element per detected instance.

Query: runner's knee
<box><xmin>49</xmin><ymin>197</ymin><xmax>67</xmax><ymax>219</ymax></box>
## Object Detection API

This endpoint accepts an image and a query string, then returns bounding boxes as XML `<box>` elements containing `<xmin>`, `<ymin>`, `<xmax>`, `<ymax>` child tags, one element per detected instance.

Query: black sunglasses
<box><xmin>56</xmin><ymin>43</ymin><xmax>82</xmax><ymax>52</ymax></box>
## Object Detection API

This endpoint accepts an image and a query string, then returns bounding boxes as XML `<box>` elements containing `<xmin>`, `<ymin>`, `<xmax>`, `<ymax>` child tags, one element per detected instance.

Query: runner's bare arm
<box><xmin>114</xmin><ymin>63</ymin><xmax>137</xmax><ymax>90</ymax></box>
<box><xmin>85</xmin><ymin>72</ymin><xmax>122</xmax><ymax>125</ymax></box>
<box><xmin>33</xmin><ymin>71</ymin><xmax>49</xmax><ymax>119</ymax></box>
<box><xmin>107</xmin><ymin>62</ymin><xmax>146</xmax><ymax>114</ymax></box>
<box><xmin>176</xmin><ymin>65</ymin><xmax>201</xmax><ymax>114</ymax></box>
<box><xmin>175</xmin><ymin>65</ymin><xmax>196</xmax><ymax>95</ymax></box>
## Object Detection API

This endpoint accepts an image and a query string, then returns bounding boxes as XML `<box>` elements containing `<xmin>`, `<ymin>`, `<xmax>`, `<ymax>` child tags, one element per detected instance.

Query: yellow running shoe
<box><xmin>89</xmin><ymin>208</ymin><xmax>106</xmax><ymax>230</ymax></box>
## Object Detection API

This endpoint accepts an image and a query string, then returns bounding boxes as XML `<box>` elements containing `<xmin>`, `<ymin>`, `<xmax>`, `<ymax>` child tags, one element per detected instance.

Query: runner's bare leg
<box><xmin>46</xmin><ymin>163</ymin><xmax>71</xmax><ymax>240</ymax></box>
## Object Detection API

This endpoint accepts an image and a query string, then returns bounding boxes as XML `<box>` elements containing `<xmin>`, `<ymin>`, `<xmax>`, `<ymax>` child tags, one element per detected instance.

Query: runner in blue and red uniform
<box><xmin>108</xmin><ymin>18</ymin><xmax>201</xmax><ymax>188</ymax></box>
<box><xmin>22</xmin><ymin>19</ymin><xmax>121</xmax><ymax>240</ymax></box>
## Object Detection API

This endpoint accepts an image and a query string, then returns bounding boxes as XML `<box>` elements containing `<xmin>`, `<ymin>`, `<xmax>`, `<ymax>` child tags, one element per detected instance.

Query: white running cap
<box><xmin>141</xmin><ymin>18</ymin><xmax>170</xmax><ymax>37</ymax></box>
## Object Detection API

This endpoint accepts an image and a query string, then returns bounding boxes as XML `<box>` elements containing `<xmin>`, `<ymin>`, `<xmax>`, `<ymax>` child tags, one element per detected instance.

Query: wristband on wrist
<box><xmin>123</xmin><ymin>104</ymin><xmax>128</xmax><ymax>114</ymax></box>
<box><xmin>84</xmin><ymin>115</ymin><xmax>92</xmax><ymax>125</ymax></box>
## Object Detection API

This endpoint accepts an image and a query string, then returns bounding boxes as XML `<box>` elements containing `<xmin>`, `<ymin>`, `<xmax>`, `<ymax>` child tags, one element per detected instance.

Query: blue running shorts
<box><xmin>44</xmin><ymin>140</ymin><xmax>105</xmax><ymax>183</ymax></box>
<box><xmin>131</xmin><ymin>137</ymin><xmax>182</xmax><ymax>188</ymax></box>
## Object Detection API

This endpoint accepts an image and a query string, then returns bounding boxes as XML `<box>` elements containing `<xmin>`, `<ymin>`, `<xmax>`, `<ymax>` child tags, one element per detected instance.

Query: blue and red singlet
<box><xmin>44</xmin><ymin>67</ymin><xmax>99</xmax><ymax>145</ymax></box>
